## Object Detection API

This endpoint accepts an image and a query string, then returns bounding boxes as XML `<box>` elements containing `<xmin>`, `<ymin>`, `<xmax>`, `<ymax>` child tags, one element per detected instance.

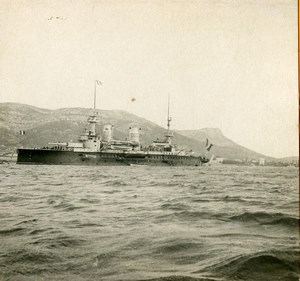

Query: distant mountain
<box><xmin>0</xmin><ymin>103</ymin><xmax>272</xmax><ymax>160</ymax></box>
<box><xmin>176</xmin><ymin>128</ymin><xmax>236</xmax><ymax>147</ymax></box>
<box><xmin>279</xmin><ymin>156</ymin><xmax>299</xmax><ymax>162</ymax></box>
<box><xmin>176</xmin><ymin>129</ymin><xmax>270</xmax><ymax>160</ymax></box>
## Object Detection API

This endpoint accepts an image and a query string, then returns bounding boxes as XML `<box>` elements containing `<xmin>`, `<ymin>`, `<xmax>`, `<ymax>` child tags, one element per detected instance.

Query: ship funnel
<box><xmin>128</xmin><ymin>126</ymin><xmax>140</xmax><ymax>143</ymax></box>
<box><xmin>102</xmin><ymin>124</ymin><xmax>113</xmax><ymax>142</ymax></box>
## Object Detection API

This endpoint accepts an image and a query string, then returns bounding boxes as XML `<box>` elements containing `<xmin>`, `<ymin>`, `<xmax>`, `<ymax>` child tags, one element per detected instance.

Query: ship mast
<box><xmin>88</xmin><ymin>80</ymin><xmax>101</xmax><ymax>136</ymax></box>
<box><xmin>166</xmin><ymin>93</ymin><xmax>173</xmax><ymax>144</ymax></box>
<box><xmin>94</xmin><ymin>80</ymin><xmax>97</xmax><ymax>111</ymax></box>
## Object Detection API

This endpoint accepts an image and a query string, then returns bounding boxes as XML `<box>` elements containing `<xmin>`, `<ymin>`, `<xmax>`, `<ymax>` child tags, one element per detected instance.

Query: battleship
<box><xmin>17</xmin><ymin>84</ymin><xmax>210</xmax><ymax>166</ymax></box>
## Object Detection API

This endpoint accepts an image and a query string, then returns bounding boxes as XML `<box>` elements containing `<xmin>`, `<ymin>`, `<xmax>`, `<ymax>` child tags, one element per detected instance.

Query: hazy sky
<box><xmin>0</xmin><ymin>0</ymin><xmax>297</xmax><ymax>158</ymax></box>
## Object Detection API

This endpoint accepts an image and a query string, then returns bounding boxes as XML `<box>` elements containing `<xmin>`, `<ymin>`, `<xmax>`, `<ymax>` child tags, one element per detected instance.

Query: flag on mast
<box><xmin>205</xmin><ymin>138</ymin><xmax>213</xmax><ymax>151</ymax></box>
<box><xmin>95</xmin><ymin>80</ymin><xmax>102</xmax><ymax>85</ymax></box>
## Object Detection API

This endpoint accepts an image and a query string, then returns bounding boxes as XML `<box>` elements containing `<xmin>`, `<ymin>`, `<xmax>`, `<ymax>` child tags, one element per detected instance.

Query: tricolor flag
<box><xmin>205</xmin><ymin>138</ymin><xmax>213</xmax><ymax>151</ymax></box>
<box><xmin>20</xmin><ymin>130</ymin><xmax>25</xmax><ymax>135</ymax></box>
<box><xmin>95</xmin><ymin>80</ymin><xmax>102</xmax><ymax>85</ymax></box>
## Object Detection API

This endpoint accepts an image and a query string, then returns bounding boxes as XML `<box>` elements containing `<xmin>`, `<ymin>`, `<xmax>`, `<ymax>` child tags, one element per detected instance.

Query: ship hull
<box><xmin>17</xmin><ymin>148</ymin><xmax>207</xmax><ymax>166</ymax></box>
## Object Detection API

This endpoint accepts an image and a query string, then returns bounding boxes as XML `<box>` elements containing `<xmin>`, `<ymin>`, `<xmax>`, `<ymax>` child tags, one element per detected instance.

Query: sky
<box><xmin>0</xmin><ymin>0</ymin><xmax>298</xmax><ymax>158</ymax></box>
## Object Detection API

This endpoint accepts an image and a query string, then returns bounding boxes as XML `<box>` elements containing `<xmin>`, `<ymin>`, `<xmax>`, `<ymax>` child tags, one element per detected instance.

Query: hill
<box><xmin>175</xmin><ymin>129</ymin><xmax>270</xmax><ymax>160</ymax></box>
<box><xmin>0</xmin><ymin>103</ymin><xmax>271</xmax><ymax>160</ymax></box>
<box><xmin>279</xmin><ymin>156</ymin><xmax>299</xmax><ymax>163</ymax></box>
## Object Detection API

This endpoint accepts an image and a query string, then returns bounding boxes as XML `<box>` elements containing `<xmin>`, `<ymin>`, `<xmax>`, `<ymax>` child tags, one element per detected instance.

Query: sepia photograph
<box><xmin>0</xmin><ymin>0</ymin><xmax>298</xmax><ymax>280</ymax></box>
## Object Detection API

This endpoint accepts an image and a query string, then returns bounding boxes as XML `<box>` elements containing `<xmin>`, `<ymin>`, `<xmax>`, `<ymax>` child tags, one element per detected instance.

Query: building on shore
<box><xmin>259</xmin><ymin>158</ymin><xmax>265</xmax><ymax>166</ymax></box>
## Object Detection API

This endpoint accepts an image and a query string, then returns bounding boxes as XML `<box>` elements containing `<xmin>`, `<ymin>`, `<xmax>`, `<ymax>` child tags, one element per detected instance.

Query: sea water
<box><xmin>0</xmin><ymin>165</ymin><xmax>298</xmax><ymax>281</ymax></box>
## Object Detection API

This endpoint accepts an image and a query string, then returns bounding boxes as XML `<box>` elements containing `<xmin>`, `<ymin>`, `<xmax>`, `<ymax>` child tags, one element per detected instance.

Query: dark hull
<box><xmin>17</xmin><ymin>148</ymin><xmax>208</xmax><ymax>166</ymax></box>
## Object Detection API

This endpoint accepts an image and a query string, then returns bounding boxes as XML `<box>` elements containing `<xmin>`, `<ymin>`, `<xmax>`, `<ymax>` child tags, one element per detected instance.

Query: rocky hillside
<box><xmin>176</xmin><ymin>128</ymin><xmax>237</xmax><ymax>147</ymax></box>
<box><xmin>0</xmin><ymin>103</ymin><xmax>271</xmax><ymax>160</ymax></box>
<box><xmin>176</xmin><ymin>129</ymin><xmax>269</xmax><ymax>160</ymax></box>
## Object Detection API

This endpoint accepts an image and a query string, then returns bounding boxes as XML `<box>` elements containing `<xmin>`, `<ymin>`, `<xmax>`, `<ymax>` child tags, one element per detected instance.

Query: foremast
<box><xmin>165</xmin><ymin>93</ymin><xmax>173</xmax><ymax>145</ymax></box>
<box><xmin>87</xmin><ymin>80</ymin><xmax>101</xmax><ymax>136</ymax></box>
<box><xmin>78</xmin><ymin>80</ymin><xmax>101</xmax><ymax>151</ymax></box>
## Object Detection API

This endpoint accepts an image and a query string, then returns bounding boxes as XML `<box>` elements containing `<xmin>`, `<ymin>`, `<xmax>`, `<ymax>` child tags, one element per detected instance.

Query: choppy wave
<box><xmin>0</xmin><ymin>165</ymin><xmax>298</xmax><ymax>281</ymax></box>
<box><xmin>0</xmin><ymin>227</ymin><xmax>27</xmax><ymax>236</ymax></box>
<box><xmin>230</xmin><ymin>211</ymin><xmax>298</xmax><ymax>228</ymax></box>
<box><xmin>197</xmin><ymin>250</ymin><xmax>299</xmax><ymax>281</ymax></box>
<box><xmin>138</xmin><ymin>276</ymin><xmax>218</xmax><ymax>281</ymax></box>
